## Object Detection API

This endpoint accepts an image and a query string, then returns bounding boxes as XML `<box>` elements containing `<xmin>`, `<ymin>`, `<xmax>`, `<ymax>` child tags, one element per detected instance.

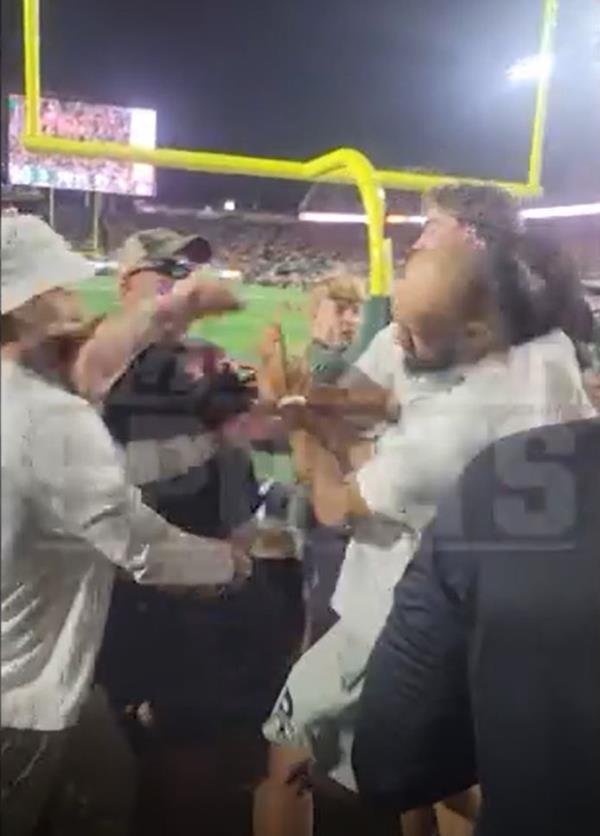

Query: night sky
<box><xmin>3</xmin><ymin>0</ymin><xmax>599</xmax><ymax>207</ymax></box>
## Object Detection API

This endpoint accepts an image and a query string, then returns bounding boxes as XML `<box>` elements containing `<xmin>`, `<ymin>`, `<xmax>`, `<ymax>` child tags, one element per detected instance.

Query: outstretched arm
<box><xmin>33</xmin><ymin>394</ymin><xmax>248</xmax><ymax>588</ymax></box>
<box><xmin>73</xmin><ymin>276</ymin><xmax>241</xmax><ymax>402</ymax></box>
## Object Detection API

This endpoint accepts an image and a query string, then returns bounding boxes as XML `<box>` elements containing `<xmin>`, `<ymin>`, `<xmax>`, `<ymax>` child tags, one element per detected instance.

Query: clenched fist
<box><xmin>172</xmin><ymin>274</ymin><xmax>243</xmax><ymax>319</ymax></box>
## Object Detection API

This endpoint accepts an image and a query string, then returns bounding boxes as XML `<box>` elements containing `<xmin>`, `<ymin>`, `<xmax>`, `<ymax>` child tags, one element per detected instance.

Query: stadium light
<box><xmin>299</xmin><ymin>204</ymin><xmax>600</xmax><ymax>225</ymax></box>
<box><xmin>298</xmin><ymin>211</ymin><xmax>369</xmax><ymax>224</ymax></box>
<box><xmin>521</xmin><ymin>202</ymin><xmax>600</xmax><ymax>219</ymax></box>
<box><xmin>224</xmin><ymin>199</ymin><xmax>236</xmax><ymax>211</ymax></box>
<box><xmin>507</xmin><ymin>53</ymin><xmax>554</xmax><ymax>83</ymax></box>
<box><xmin>387</xmin><ymin>214</ymin><xmax>427</xmax><ymax>225</ymax></box>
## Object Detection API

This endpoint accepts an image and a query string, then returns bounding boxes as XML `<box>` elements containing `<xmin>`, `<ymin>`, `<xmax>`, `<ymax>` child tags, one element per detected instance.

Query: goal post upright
<box><xmin>20</xmin><ymin>0</ymin><xmax>558</xmax><ymax>299</ymax></box>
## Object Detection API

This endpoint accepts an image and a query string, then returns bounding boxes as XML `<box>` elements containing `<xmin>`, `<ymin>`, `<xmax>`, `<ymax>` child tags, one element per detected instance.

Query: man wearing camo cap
<box><xmin>96</xmin><ymin>228</ymin><xmax>305</xmax><ymax>832</ymax></box>
<box><xmin>118</xmin><ymin>226</ymin><xmax>213</xmax><ymax>276</ymax></box>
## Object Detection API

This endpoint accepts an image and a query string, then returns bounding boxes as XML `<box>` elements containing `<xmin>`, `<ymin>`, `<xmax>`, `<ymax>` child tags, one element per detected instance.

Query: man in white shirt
<box><xmin>344</xmin><ymin>184</ymin><xmax>593</xmax><ymax>408</ymax></box>
<box><xmin>254</xmin><ymin>244</ymin><xmax>595</xmax><ymax>836</ymax></box>
<box><xmin>0</xmin><ymin>215</ymin><xmax>252</xmax><ymax>835</ymax></box>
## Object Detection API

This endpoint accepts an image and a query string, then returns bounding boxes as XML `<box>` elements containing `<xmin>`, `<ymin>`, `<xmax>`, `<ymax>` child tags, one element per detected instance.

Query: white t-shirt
<box><xmin>353</xmin><ymin>325</ymin><xmax>405</xmax><ymax>401</ymax></box>
<box><xmin>353</xmin><ymin>323</ymin><xmax>462</xmax><ymax>405</ymax></box>
<box><xmin>1</xmin><ymin>359</ymin><xmax>235</xmax><ymax>731</ymax></box>
<box><xmin>332</xmin><ymin>330</ymin><xmax>595</xmax><ymax>641</ymax></box>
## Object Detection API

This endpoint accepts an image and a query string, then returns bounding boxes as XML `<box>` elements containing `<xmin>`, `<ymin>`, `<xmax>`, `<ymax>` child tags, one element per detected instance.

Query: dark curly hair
<box><xmin>423</xmin><ymin>184</ymin><xmax>593</xmax><ymax>346</ymax></box>
<box><xmin>482</xmin><ymin>233</ymin><xmax>594</xmax><ymax>347</ymax></box>
<box><xmin>424</xmin><ymin>184</ymin><xmax>521</xmax><ymax>249</ymax></box>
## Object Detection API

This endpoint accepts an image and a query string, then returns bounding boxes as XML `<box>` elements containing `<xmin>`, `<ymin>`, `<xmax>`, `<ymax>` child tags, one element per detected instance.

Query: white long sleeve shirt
<box><xmin>1</xmin><ymin>358</ymin><xmax>235</xmax><ymax>731</ymax></box>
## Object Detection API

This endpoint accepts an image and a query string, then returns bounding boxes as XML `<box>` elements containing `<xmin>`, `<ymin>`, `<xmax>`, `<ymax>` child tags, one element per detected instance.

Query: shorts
<box><xmin>262</xmin><ymin>620</ymin><xmax>373</xmax><ymax>791</ymax></box>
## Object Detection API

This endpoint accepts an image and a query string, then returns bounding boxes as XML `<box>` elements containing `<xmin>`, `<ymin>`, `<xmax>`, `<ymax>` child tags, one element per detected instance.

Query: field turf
<box><xmin>79</xmin><ymin>275</ymin><xmax>309</xmax><ymax>482</ymax></box>
<box><xmin>79</xmin><ymin>275</ymin><xmax>310</xmax><ymax>364</ymax></box>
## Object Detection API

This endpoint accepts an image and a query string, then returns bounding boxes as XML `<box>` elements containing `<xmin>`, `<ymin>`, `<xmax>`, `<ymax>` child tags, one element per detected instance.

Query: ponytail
<box><xmin>486</xmin><ymin>232</ymin><xmax>594</xmax><ymax>347</ymax></box>
<box><xmin>485</xmin><ymin>244</ymin><xmax>540</xmax><ymax>346</ymax></box>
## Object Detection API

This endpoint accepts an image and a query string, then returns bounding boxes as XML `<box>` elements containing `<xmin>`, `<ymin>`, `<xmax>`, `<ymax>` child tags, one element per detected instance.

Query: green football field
<box><xmin>79</xmin><ymin>275</ymin><xmax>310</xmax><ymax>364</ymax></box>
<box><xmin>79</xmin><ymin>276</ymin><xmax>309</xmax><ymax>482</ymax></box>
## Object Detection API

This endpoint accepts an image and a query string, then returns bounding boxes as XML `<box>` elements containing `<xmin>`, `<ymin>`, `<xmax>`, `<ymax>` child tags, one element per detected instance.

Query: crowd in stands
<box><xmin>98</xmin><ymin>202</ymin><xmax>600</xmax><ymax>294</ymax></box>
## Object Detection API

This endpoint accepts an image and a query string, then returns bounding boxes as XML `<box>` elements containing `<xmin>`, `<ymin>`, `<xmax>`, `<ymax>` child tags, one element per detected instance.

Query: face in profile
<box><xmin>32</xmin><ymin>287</ymin><xmax>89</xmax><ymax>337</ymax></box>
<box><xmin>10</xmin><ymin>287</ymin><xmax>96</xmax><ymax>386</ymax></box>
<box><xmin>120</xmin><ymin>268</ymin><xmax>177</xmax><ymax>305</ymax></box>
<box><xmin>412</xmin><ymin>205</ymin><xmax>479</xmax><ymax>252</ymax></box>
<box><xmin>393</xmin><ymin>306</ymin><xmax>460</xmax><ymax>374</ymax></box>
<box><xmin>393</xmin><ymin>248</ymin><xmax>493</xmax><ymax>374</ymax></box>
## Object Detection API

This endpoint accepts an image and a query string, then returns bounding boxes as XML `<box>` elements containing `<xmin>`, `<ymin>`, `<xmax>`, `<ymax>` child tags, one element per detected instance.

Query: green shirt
<box><xmin>308</xmin><ymin>296</ymin><xmax>391</xmax><ymax>383</ymax></box>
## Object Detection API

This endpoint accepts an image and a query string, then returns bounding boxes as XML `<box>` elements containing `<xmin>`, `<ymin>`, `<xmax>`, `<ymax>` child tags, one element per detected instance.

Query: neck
<box><xmin>19</xmin><ymin>342</ymin><xmax>75</xmax><ymax>390</ymax></box>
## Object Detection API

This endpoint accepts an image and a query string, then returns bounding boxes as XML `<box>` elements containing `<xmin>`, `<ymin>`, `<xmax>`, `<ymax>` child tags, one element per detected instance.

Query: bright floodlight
<box><xmin>507</xmin><ymin>53</ymin><xmax>553</xmax><ymax>83</ymax></box>
<box><xmin>224</xmin><ymin>199</ymin><xmax>236</xmax><ymax>211</ymax></box>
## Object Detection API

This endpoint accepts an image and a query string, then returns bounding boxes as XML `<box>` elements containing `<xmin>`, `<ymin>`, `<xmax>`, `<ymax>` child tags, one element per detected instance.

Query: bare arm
<box><xmin>285</xmin><ymin>418</ymin><xmax>371</xmax><ymax>526</ymax></box>
<box><xmin>310</xmin><ymin>441</ymin><xmax>370</xmax><ymax>526</ymax></box>
<box><xmin>73</xmin><ymin>277</ymin><xmax>241</xmax><ymax>403</ymax></box>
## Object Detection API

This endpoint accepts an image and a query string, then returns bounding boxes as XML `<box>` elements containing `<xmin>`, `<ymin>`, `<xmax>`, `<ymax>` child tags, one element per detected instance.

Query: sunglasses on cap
<box><xmin>127</xmin><ymin>257</ymin><xmax>196</xmax><ymax>283</ymax></box>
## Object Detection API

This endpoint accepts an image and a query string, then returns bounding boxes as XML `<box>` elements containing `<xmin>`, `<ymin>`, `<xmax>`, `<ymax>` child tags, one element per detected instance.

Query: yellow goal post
<box><xmin>20</xmin><ymin>0</ymin><xmax>558</xmax><ymax>297</ymax></box>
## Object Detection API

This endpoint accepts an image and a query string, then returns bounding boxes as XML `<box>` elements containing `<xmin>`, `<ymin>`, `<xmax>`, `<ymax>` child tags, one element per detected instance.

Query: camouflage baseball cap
<box><xmin>118</xmin><ymin>228</ymin><xmax>212</xmax><ymax>274</ymax></box>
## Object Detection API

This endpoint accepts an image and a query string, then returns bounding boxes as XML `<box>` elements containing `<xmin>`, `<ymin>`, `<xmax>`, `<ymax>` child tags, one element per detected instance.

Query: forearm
<box><xmin>38</xmin><ymin>398</ymin><xmax>237</xmax><ymax>587</ymax></box>
<box><xmin>289</xmin><ymin>404</ymin><xmax>374</xmax><ymax>476</ymax></box>
<box><xmin>63</xmin><ymin>468</ymin><xmax>236</xmax><ymax>586</ymax></box>
<box><xmin>73</xmin><ymin>295</ymin><xmax>192</xmax><ymax>402</ymax></box>
<box><xmin>334</xmin><ymin>368</ymin><xmax>397</xmax><ymax>432</ymax></box>
<box><xmin>132</xmin><ymin>526</ymin><xmax>235</xmax><ymax>586</ymax></box>
<box><xmin>105</xmin><ymin>497</ymin><xmax>235</xmax><ymax>586</ymax></box>
<box><xmin>292</xmin><ymin>434</ymin><xmax>369</xmax><ymax>526</ymax></box>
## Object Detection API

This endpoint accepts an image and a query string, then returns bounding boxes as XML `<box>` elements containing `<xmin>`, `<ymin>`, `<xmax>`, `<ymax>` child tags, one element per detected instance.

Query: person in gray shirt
<box><xmin>0</xmin><ymin>215</ymin><xmax>251</xmax><ymax>836</ymax></box>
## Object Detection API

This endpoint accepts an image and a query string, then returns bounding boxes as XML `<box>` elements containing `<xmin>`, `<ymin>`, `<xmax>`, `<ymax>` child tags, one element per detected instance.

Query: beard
<box><xmin>403</xmin><ymin>342</ymin><xmax>459</xmax><ymax>375</ymax></box>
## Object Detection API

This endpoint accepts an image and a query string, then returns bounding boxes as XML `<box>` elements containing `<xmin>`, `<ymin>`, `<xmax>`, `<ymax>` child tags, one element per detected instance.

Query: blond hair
<box><xmin>309</xmin><ymin>273</ymin><xmax>365</xmax><ymax>320</ymax></box>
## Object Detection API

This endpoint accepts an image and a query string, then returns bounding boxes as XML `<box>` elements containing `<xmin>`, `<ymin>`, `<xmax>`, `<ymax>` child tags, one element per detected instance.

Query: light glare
<box><xmin>300</xmin><ymin>204</ymin><xmax>600</xmax><ymax>225</ymax></box>
<box><xmin>521</xmin><ymin>203</ymin><xmax>600</xmax><ymax>219</ymax></box>
<box><xmin>507</xmin><ymin>53</ymin><xmax>553</xmax><ymax>83</ymax></box>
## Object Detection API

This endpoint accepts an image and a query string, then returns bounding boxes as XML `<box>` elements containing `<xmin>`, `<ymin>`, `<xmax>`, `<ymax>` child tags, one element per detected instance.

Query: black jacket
<box><xmin>354</xmin><ymin>419</ymin><xmax>600</xmax><ymax>836</ymax></box>
<box><xmin>96</xmin><ymin>342</ymin><xmax>304</xmax><ymax>742</ymax></box>
<box><xmin>102</xmin><ymin>341</ymin><xmax>258</xmax><ymax>537</ymax></box>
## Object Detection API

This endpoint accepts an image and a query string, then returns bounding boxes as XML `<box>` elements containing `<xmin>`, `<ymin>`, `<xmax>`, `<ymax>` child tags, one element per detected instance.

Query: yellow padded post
<box><xmin>20</xmin><ymin>0</ymin><xmax>559</xmax><ymax>296</ymax></box>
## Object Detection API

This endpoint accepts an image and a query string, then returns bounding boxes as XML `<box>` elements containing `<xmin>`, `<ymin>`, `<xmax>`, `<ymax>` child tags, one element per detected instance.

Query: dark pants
<box><xmin>1</xmin><ymin>690</ymin><xmax>134</xmax><ymax>836</ymax></box>
<box><xmin>303</xmin><ymin>525</ymin><xmax>348</xmax><ymax>644</ymax></box>
<box><xmin>1</xmin><ymin>727</ymin><xmax>68</xmax><ymax>836</ymax></box>
<box><xmin>97</xmin><ymin>558</ymin><xmax>305</xmax><ymax>835</ymax></box>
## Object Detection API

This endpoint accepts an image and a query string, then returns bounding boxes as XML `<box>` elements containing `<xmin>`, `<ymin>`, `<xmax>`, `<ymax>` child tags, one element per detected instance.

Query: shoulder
<box><xmin>354</xmin><ymin>324</ymin><xmax>397</xmax><ymax>369</ymax></box>
<box><xmin>370</xmin><ymin>324</ymin><xmax>396</xmax><ymax>349</ymax></box>
<box><xmin>2</xmin><ymin>362</ymin><xmax>114</xmax><ymax>475</ymax></box>
<box><xmin>2</xmin><ymin>360</ymin><xmax>90</xmax><ymax>419</ymax></box>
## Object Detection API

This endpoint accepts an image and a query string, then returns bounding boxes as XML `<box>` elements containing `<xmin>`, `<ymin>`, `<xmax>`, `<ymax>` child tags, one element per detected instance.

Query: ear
<box><xmin>119</xmin><ymin>270</ymin><xmax>132</xmax><ymax>298</ymax></box>
<box><xmin>463</xmin><ymin>225</ymin><xmax>486</xmax><ymax>250</ymax></box>
<box><xmin>463</xmin><ymin>320</ymin><xmax>494</xmax><ymax>357</ymax></box>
